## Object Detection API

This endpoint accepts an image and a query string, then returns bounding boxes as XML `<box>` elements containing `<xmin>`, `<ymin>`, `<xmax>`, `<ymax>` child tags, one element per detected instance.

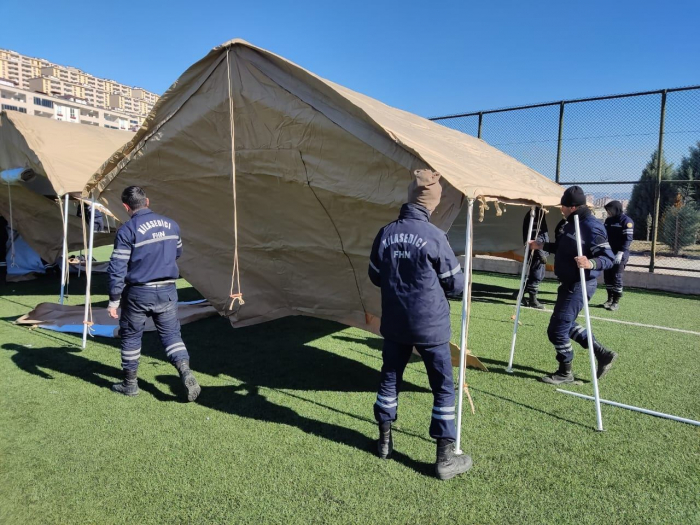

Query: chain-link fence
<box><xmin>432</xmin><ymin>86</ymin><xmax>700</xmax><ymax>276</ymax></box>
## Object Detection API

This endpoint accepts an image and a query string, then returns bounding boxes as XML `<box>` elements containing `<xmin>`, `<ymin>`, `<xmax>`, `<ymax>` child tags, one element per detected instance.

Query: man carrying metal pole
<box><xmin>529</xmin><ymin>186</ymin><xmax>618</xmax><ymax>384</ymax></box>
<box><xmin>368</xmin><ymin>169</ymin><xmax>472</xmax><ymax>480</ymax></box>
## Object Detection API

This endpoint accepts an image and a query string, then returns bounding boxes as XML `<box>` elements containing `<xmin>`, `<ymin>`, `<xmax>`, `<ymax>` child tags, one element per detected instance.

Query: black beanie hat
<box><xmin>561</xmin><ymin>186</ymin><xmax>586</xmax><ymax>207</ymax></box>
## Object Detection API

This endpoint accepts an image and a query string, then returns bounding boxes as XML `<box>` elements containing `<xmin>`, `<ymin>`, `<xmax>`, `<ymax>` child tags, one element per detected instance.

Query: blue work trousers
<box><xmin>119</xmin><ymin>283</ymin><xmax>189</xmax><ymax>371</ymax></box>
<box><xmin>604</xmin><ymin>253</ymin><xmax>628</xmax><ymax>296</ymax></box>
<box><xmin>525</xmin><ymin>251</ymin><xmax>547</xmax><ymax>295</ymax></box>
<box><xmin>374</xmin><ymin>339</ymin><xmax>456</xmax><ymax>440</ymax></box>
<box><xmin>547</xmin><ymin>279</ymin><xmax>599</xmax><ymax>364</ymax></box>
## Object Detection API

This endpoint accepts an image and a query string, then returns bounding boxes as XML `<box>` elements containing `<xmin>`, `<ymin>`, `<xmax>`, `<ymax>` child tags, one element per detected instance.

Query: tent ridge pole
<box><xmin>59</xmin><ymin>194</ymin><xmax>70</xmax><ymax>305</ymax></box>
<box><xmin>574</xmin><ymin>214</ymin><xmax>604</xmax><ymax>431</ymax></box>
<box><xmin>81</xmin><ymin>198</ymin><xmax>96</xmax><ymax>349</ymax></box>
<box><xmin>456</xmin><ymin>198</ymin><xmax>474</xmax><ymax>455</ymax></box>
<box><xmin>506</xmin><ymin>206</ymin><xmax>535</xmax><ymax>373</ymax></box>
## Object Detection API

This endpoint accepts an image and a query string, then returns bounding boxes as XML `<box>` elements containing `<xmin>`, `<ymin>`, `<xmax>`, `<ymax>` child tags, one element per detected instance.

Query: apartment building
<box><xmin>0</xmin><ymin>49</ymin><xmax>159</xmax><ymax>131</ymax></box>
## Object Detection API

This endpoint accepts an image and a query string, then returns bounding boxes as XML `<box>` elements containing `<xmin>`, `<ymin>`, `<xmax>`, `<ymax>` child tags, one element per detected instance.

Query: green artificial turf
<box><xmin>0</xmin><ymin>267</ymin><xmax>698</xmax><ymax>524</ymax></box>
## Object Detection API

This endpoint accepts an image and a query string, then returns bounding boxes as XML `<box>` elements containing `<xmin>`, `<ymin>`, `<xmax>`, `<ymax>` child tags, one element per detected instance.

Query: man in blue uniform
<box><xmin>107</xmin><ymin>186</ymin><xmax>201</xmax><ymax>401</ymax></box>
<box><xmin>529</xmin><ymin>186</ymin><xmax>618</xmax><ymax>384</ymax></box>
<box><xmin>603</xmin><ymin>200</ymin><xmax>634</xmax><ymax>311</ymax></box>
<box><xmin>368</xmin><ymin>169</ymin><xmax>472</xmax><ymax>481</ymax></box>
<box><xmin>521</xmin><ymin>207</ymin><xmax>549</xmax><ymax>309</ymax></box>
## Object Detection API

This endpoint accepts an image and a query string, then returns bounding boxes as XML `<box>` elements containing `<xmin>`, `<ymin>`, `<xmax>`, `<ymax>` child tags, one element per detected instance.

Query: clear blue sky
<box><xmin>1</xmin><ymin>0</ymin><xmax>698</xmax><ymax>118</ymax></box>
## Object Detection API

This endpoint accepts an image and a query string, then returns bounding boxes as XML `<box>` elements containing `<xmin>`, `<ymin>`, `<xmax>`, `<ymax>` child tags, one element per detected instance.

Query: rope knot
<box><xmin>229</xmin><ymin>293</ymin><xmax>245</xmax><ymax>309</ymax></box>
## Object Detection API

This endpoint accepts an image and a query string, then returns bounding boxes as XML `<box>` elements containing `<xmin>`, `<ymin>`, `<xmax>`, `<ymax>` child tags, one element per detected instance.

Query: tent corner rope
<box><xmin>225</xmin><ymin>47</ymin><xmax>244</xmax><ymax>311</ymax></box>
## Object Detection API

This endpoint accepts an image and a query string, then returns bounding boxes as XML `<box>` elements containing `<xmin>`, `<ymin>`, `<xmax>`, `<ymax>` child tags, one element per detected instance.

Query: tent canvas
<box><xmin>84</xmin><ymin>39</ymin><xmax>563</xmax><ymax>339</ymax></box>
<box><xmin>0</xmin><ymin>111</ymin><xmax>132</xmax><ymax>264</ymax></box>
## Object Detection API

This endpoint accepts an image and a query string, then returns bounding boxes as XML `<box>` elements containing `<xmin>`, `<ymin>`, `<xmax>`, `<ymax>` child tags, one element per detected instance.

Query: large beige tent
<box><xmin>84</xmin><ymin>39</ymin><xmax>563</xmax><ymax>335</ymax></box>
<box><xmin>0</xmin><ymin>111</ymin><xmax>132</xmax><ymax>263</ymax></box>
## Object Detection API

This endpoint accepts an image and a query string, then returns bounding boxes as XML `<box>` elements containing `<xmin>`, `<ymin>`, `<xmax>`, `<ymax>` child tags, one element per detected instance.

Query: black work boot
<box><xmin>175</xmin><ymin>360</ymin><xmax>201</xmax><ymax>402</ymax></box>
<box><xmin>608</xmin><ymin>293</ymin><xmax>621</xmax><ymax>312</ymax></box>
<box><xmin>111</xmin><ymin>369</ymin><xmax>139</xmax><ymax>396</ymax></box>
<box><xmin>377</xmin><ymin>422</ymin><xmax>393</xmax><ymax>459</ymax></box>
<box><xmin>529</xmin><ymin>293</ymin><xmax>544</xmax><ymax>310</ymax></box>
<box><xmin>603</xmin><ymin>290</ymin><xmax>613</xmax><ymax>309</ymax></box>
<box><xmin>594</xmin><ymin>344</ymin><xmax>618</xmax><ymax>379</ymax></box>
<box><xmin>541</xmin><ymin>362</ymin><xmax>575</xmax><ymax>384</ymax></box>
<box><xmin>435</xmin><ymin>439</ymin><xmax>473</xmax><ymax>480</ymax></box>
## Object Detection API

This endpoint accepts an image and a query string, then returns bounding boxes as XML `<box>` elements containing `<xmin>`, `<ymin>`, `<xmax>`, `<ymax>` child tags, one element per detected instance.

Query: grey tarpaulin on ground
<box><xmin>82</xmin><ymin>38</ymin><xmax>563</xmax><ymax>337</ymax></box>
<box><xmin>16</xmin><ymin>301</ymin><xmax>219</xmax><ymax>337</ymax></box>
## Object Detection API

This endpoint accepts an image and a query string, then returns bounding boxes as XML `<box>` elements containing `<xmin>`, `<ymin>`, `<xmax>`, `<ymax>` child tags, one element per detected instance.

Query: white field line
<box><xmin>523</xmin><ymin>306</ymin><xmax>700</xmax><ymax>336</ymax></box>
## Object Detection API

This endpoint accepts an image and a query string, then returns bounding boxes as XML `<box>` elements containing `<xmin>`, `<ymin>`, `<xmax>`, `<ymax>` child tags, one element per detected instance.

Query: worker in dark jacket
<box><xmin>107</xmin><ymin>186</ymin><xmax>200</xmax><ymax>401</ymax></box>
<box><xmin>603</xmin><ymin>200</ymin><xmax>634</xmax><ymax>311</ymax></box>
<box><xmin>521</xmin><ymin>207</ymin><xmax>549</xmax><ymax>309</ymax></box>
<box><xmin>368</xmin><ymin>169</ymin><xmax>472</xmax><ymax>481</ymax></box>
<box><xmin>529</xmin><ymin>186</ymin><xmax>618</xmax><ymax>384</ymax></box>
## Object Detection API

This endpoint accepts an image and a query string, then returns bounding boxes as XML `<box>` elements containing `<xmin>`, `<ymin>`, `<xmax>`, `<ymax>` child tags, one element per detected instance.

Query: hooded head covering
<box><xmin>408</xmin><ymin>169</ymin><xmax>442</xmax><ymax>212</ymax></box>
<box><xmin>604</xmin><ymin>200</ymin><xmax>623</xmax><ymax>217</ymax></box>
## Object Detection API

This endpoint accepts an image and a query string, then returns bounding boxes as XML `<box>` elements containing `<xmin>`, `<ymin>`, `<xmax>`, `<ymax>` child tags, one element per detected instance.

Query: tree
<box><xmin>676</xmin><ymin>141</ymin><xmax>700</xmax><ymax>205</ymax></box>
<box><xmin>626</xmin><ymin>150</ymin><xmax>676</xmax><ymax>240</ymax></box>
<box><xmin>659</xmin><ymin>202</ymin><xmax>700</xmax><ymax>255</ymax></box>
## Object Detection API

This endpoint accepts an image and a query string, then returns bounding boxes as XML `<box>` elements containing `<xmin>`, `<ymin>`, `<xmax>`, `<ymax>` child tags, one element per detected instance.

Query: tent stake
<box><xmin>506</xmin><ymin>206</ymin><xmax>534</xmax><ymax>373</ymax></box>
<box><xmin>556</xmin><ymin>389</ymin><xmax>700</xmax><ymax>427</ymax></box>
<box><xmin>574</xmin><ymin>214</ymin><xmax>604</xmax><ymax>431</ymax></box>
<box><xmin>456</xmin><ymin>198</ymin><xmax>474</xmax><ymax>455</ymax></box>
<box><xmin>59</xmin><ymin>194</ymin><xmax>70</xmax><ymax>305</ymax></box>
<box><xmin>81</xmin><ymin>199</ymin><xmax>96</xmax><ymax>349</ymax></box>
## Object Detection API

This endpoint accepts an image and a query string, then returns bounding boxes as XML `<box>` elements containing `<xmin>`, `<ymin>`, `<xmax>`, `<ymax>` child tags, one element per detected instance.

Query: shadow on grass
<box><xmin>2</xmin><ymin>343</ymin><xmax>177</xmax><ymax>402</ymax></box>
<box><xmin>471</xmin><ymin>386</ymin><xmax>591</xmax><ymax>430</ymax></box>
<box><xmin>158</xmin><ymin>379</ymin><xmax>436</xmax><ymax>477</ymax></box>
<box><xmin>468</xmin><ymin>282</ymin><xmax>557</xmax><ymax>307</ymax></box>
<box><xmin>477</xmin><ymin>356</ymin><xmax>591</xmax><ymax>385</ymax></box>
<box><xmin>165</xmin><ymin>316</ymin><xmax>429</xmax><ymax>394</ymax></box>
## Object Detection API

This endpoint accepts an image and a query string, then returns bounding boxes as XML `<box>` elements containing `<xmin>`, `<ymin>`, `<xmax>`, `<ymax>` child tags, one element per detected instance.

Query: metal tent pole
<box><xmin>574</xmin><ymin>214</ymin><xmax>603</xmax><ymax>431</ymax></box>
<box><xmin>81</xmin><ymin>199</ymin><xmax>96</xmax><ymax>349</ymax></box>
<box><xmin>506</xmin><ymin>206</ymin><xmax>535</xmax><ymax>373</ymax></box>
<box><xmin>455</xmin><ymin>198</ymin><xmax>474</xmax><ymax>455</ymax></box>
<box><xmin>59</xmin><ymin>194</ymin><xmax>70</xmax><ymax>305</ymax></box>
<box><xmin>556</xmin><ymin>389</ymin><xmax>700</xmax><ymax>427</ymax></box>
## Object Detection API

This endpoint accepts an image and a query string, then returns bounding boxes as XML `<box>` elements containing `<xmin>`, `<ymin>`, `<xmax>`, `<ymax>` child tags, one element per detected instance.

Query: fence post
<box><xmin>477</xmin><ymin>112</ymin><xmax>483</xmax><ymax>139</ymax></box>
<box><xmin>555</xmin><ymin>101</ymin><xmax>565</xmax><ymax>184</ymax></box>
<box><xmin>650</xmin><ymin>90</ymin><xmax>668</xmax><ymax>273</ymax></box>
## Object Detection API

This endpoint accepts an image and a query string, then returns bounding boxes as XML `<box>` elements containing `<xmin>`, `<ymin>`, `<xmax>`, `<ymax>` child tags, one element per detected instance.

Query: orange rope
<box><xmin>226</xmin><ymin>48</ymin><xmax>244</xmax><ymax>311</ymax></box>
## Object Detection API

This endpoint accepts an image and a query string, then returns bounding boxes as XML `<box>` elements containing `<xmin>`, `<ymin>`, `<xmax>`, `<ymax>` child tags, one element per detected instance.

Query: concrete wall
<box><xmin>461</xmin><ymin>256</ymin><xmax>700</xmax><ymax>296</ymax></box>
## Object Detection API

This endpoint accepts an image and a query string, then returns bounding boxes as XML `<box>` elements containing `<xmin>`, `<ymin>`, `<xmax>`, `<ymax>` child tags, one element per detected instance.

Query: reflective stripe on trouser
<box><xmin>119</xmin><ymin>283</ymin><xmax>189</xmax><ymax>371</ymax></box>
<box><xmin>374</xmin><ymin>339</ymin><xmax>457</xmax><ymax>440</ymax></box>
<box><xmin>525</xmin><ymin>255</ymin><xmax>546</xmax><ymax>294</ymax></box>
<box><xmin>603</xmin><ymin>254</ymin><xmax>627</xmax><ymax>296</ymax></box>
<box><xmin>547</xmin><ymin>279</ymin><xmax>597</xmax><ymax>364</ymax></box>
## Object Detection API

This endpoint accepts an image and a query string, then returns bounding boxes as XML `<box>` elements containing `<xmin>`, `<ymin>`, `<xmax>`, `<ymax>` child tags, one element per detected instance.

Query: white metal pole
<box><xmin>574</xmin><ymin>214</ymin><xmax>604</xmax><ymax>431</ymax></box>
<box><xmin>456</xmin><ymin>199</ymin><xmax>474</xmax><ymax>455</ymax></box>
<box><xmin>59</xmin><ymin>194</ymin><xmax>70</xmax><ymax>305</ymax></box>
<box><xmin>81</xmin><ymin>200</ymin><xmax>96</xmax><ymax>349</ymax></box>
<box><xmin>556</xmin><ymin>389</ymin><xmax>700</xmax><ymax>427</ymax></box>
<box><xmin>506</xmin><ymin>206</ymin><xmax>535</xmax><ymax>373</ymax></box>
